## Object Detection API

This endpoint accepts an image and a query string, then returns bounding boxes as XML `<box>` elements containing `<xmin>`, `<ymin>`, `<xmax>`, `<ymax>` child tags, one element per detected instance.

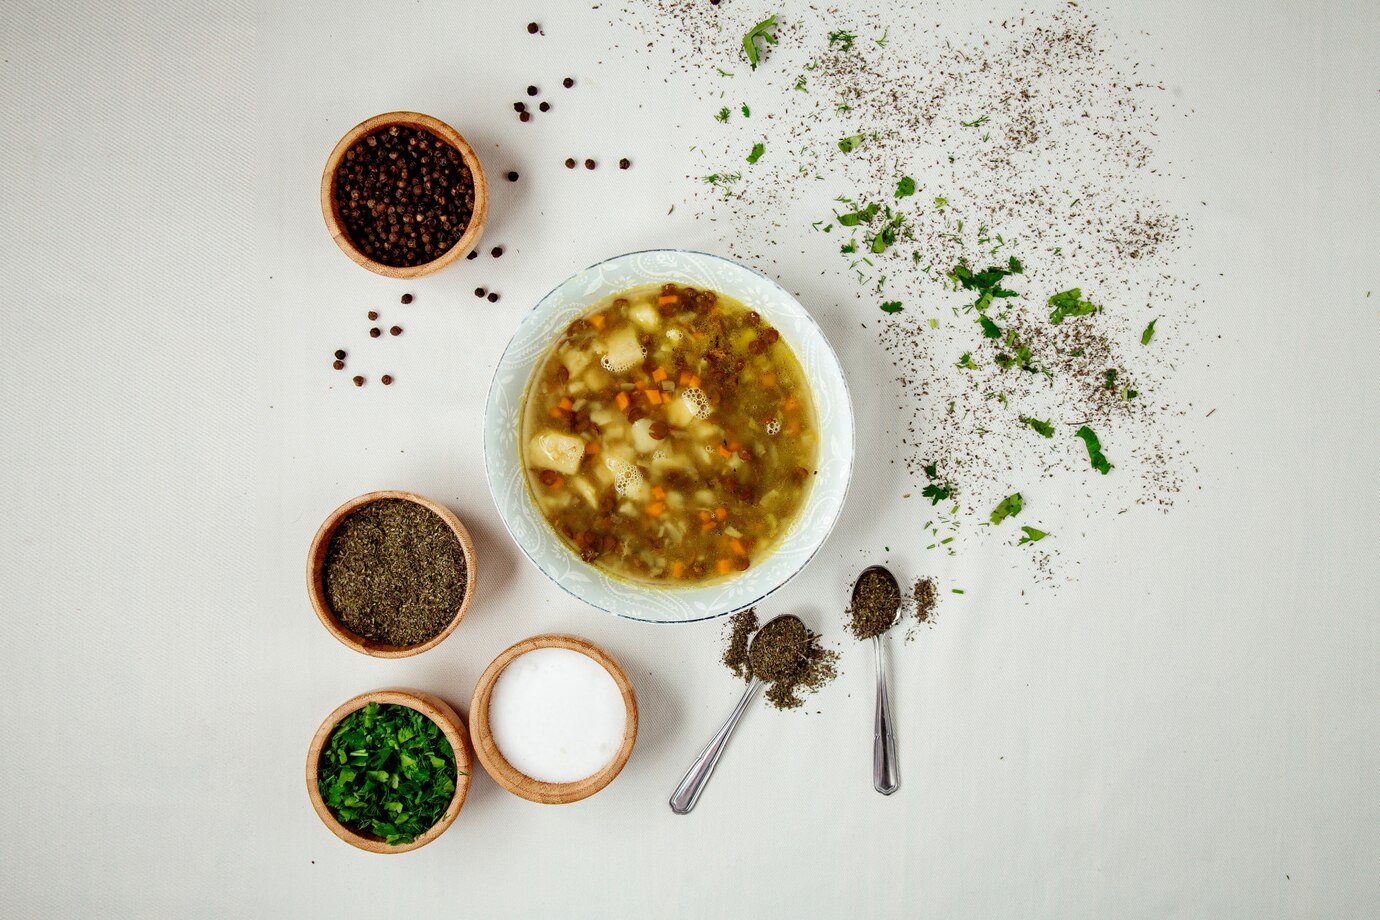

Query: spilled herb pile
<box><xmin>317</xmin><ymin>702</ymin><xmax>459</xmax><ymax>846</ymax></box>
<box><xmin>723</xmin><ymin>609</ymin><xmax>838</xmax><ymax>709</ymax></box>
<box><xmin>623</xmin><ymin>2</ymin><xmax>1197</xmax><ymax>579</ymax></box>
<box><xmin>324</xmin><ymin>499</ymin><xmax>468</xmax><ymax>646</ymax></box>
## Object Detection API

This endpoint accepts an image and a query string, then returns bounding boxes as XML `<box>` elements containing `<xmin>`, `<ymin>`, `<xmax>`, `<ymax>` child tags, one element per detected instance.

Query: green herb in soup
<box><xmin>521</xmin><ymin>283</ymin><xmax>818</xmax><ymax>585</ymax></box>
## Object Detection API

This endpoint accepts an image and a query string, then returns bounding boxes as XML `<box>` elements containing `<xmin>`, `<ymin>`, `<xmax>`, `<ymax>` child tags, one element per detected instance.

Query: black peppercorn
<box><xmin>539</xmin><ymin>101</ymin><xmax>550</xmax><ymax>112</ymax></box>
<box><xmin>513</xmin><ymin>101</ymin><xmax>525</xmax><ymax>112</ymax></box>
<box><xmin>400</xmin><ymin>293</ymin><xmax>412</xmax><ymax>304</ymax></box>
<box><xmin>332</xmin><ymin>360</ymin><xmax>345</xmax><ymax>370</ymax></box>
<box><xmin>369</xmin><ymin>327</ymin><xmax>381</xmax><ymax>338</ymax></box>
<box><xmin>487</xmin><ymin>292</ymin><xmax>499</xmax><ymax>303</ymax></box>
<box><xmin>526</xmin><ymin>22</ymin><xmax>538</xmax><ymax>33</ymax></box>
<box><xmin>491</xmin><ymin>246</ymin><xmax>503</xmax><ymax>257</ymax></box>
<box><xmin>353</xmin><ymin>376</ymin><xmax>365</xmax><ymax>387</ymax></box>
<box><xmin>562</xmin><ymin>77</ymin><xmax>574</xmax><ymax>88</ymax></box>
<box><xmin>367</xmin><ymin>311</ymin><xmax>378</xmax><ymax>321</ymax></box>
<box><xmin>381</xmin><ymin>374</ymin><xmax>393</xmax><ymax>385</ymax></box>
<box><xmin>565</xmin><ymin>158</ymin><xmax>576</xmax><ymax>169</ymax></box>
<box><xmin>390</xmin><ymin>326</ymin><xmax>402</xmax><ymax>336</ymax></box>
<box><xmin>526</xmin><ymin>85</ymin><xmax>538</xmax><ymax>96</ymax></box>
<box><xmin>585</xmin><ymin>158</ymin><xmax>596</xmax><ymax>170</ymax></box>
<box><xmin>334</xmin><ymin>349</ymin><xmax>347</xmax><ymax>360</ymax></box>
<box><xmin>475</xmin><ymin>287</ymin><xmax>486</xmax><ymax>297</ymax></box>
<box><xmin>467</xmin><ymin>250</ymin><xmax>478</xmax><ymax>260</ymax></box>
<box><xmin>519</xmin><ymin>111</ymin><xmax>531</xmax><ymax>122</ymax></box>
<box><xmin>619</xmin><ymin>158</ymin><xmax>631</xmax><ymax>169</ymax></box>
<box><xmin>506</xmin><ymin>171</ymin><xmax>519</xmax><ymax>181</ymax></box>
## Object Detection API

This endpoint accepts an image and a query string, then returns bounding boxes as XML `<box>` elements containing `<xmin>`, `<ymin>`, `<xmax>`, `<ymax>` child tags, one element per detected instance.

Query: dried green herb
<box><xmin>847</xmin><ymin>569</ymin><xmax>902</xmax><ymax>640</ymax></box>
<box><xmin>317</xmin><ymin>702</ymin><xmax>459</xmax><ymax>845</ymax></box>
<box><xmin>324</xmin><ymin>499</ymin><xmax>468</xmax><ymax>646</ymax></box>
<box><xmin>746</xmin><ymin>615</ymin><xmax>839</xmax><ymax>709</ymax></box>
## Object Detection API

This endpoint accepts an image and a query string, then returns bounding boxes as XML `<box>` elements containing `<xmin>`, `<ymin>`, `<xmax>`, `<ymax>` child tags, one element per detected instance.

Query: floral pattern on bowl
<box><xmin>483</xmin><ymin>249</ymin><xmax>854</xmax><ymax>623</ymax></box>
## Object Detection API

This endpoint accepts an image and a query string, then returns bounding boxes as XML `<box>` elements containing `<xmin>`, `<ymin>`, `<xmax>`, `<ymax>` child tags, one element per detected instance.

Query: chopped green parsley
<box><xmin>990</xmin><ymin>493</ymin><xmax>1023</xmax><ymax>525</ymax></box>
<box><xmin>1074</xmin><ymin>425</ymin><xmax>1112</xmax><ymax>474</ymax></box>
<box><xmin>742</xmin><ymin>15</ymin><xmax>779</xmax><ymax>70</ymax></box>
<box><xmin>746</xmin><ymin>142</ymin><xmax>765</xmax><ymax>164</ymax></box>
<box><xmin>1047</xmin><ymin>288</ymin><xmax>1100</xmax><ymax>324</ymax></box>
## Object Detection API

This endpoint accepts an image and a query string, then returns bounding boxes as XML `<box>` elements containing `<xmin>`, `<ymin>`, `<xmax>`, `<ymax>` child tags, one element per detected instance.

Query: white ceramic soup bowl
<box><xmin>483</xmin><ymin>249</ymin><xmax>854</xmax><ymax>624</ymax></box>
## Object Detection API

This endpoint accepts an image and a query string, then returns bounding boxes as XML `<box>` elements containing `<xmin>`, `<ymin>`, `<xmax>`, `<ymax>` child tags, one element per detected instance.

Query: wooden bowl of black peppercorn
<box><xmin>321</xmin><ymin>112</ymin><xmax>488</xmax><ymax>278</ymax></box>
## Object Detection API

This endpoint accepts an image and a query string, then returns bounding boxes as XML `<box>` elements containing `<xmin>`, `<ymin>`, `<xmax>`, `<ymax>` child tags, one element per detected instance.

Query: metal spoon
<box><xmin>854</xmin><ymin>565</ymin><xmax>902</xmax><ymax>795</ymax></box>
<box><xmin>669</xmin><ymin>613</ymin><xmax>798</xmax><ymax>815</ymax></box>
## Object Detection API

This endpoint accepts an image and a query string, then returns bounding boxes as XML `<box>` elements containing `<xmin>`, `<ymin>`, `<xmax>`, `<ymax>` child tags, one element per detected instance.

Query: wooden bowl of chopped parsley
<box><xmin>306</xmin><ymin>688</ymin><xmax>472</xmax><ymax>853</ymax></box>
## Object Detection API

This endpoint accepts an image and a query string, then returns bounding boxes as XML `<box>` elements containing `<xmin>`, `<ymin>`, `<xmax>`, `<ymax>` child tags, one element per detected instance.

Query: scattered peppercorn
<box><xmin>381</xmin><ymin>375</ymin><xmax>393</xmax><ymax>385</ymax></box>
<box><xmin>367</xmin><ymin>311</ymin><xmax>379</xmax><ymax>321</ymax></box>
<box><xmin>334</xmin><ymin>349</ymin><xmax>347</xmax><ymax>360</ymax></box>
<box><xmin>584</xmin><ymin>158</ymin><xmax>596</xmax><ymax>170</ymax></box>
<box><xmin>519</xmin><ymin>112</ymin><xmax>531</xmax><ymax>123</ymax></box>
<box><xmin>562</xmin><ymin>77</ymin><xmax>575</xmax><ymax>88</ymax></box>
<box><xmin>491</xmin><ymin>246</ymin><xmax>503</xmax><ymax>258</ymax></box>
<box><xmin>539</xmin><ymin>102</ymin><xmax>550</xmax><ymax>112</ymax></box>
<box><xmin>526</xmin><ymin>22</ymin><xmax>539</xmax><ymax>33</ymax></box>
<box><xmin>565</xmin><ymin>158</ymin><xmax>576</xmax><ymax>169</ymax></box>
<box><xmin>466</xmin><ymin>250</ymin><xmax>478</xmax><ymax>260</ymax></box>
<box><xmin>332</xmin><ymin>124</ymin><xmax>474</xmax><ymax>268</ymax></box>
<box><xmin>353</xmin><ymin>376</ymin><xmax>365</xmax><ymax>387</ymax></box>
<box><xmin>400</xmin><ymin>293</ymin><xmax>413</xmax><ymax>304</ymax></box>
<box><xmin>487</xmin><ymin>292</ymin><xmax>499</xmax><ymax>303</ymax></box>
<box><xmin>390</xmin><ymin>326</ymin><xmax>402</xmax><ymax>336</ymax></box>
<box><xmin>619</xmin><ymin>158</ymin><xmax>631</xmax><ymax>170</ymax></box>
<box><xmin>526</xmin><ymin>85</ymin><xmax>538</xmax><ymax>96</ymax></box>
<box><xmin>474</xmin><ymin>287</ymin><xmax>486</xmax><ymax>298</ymax></box>
<box><xmin>513</xmin><ymin>102</ymin><xmax>525</xmax><ymax>113</ymax></box>
<box><xmin>506</xmin><ymin>171</ymin><xmax>519</xmax><ymax>182</ymax></box>
<box><xmin>369</xmin><ymin>327</ymin><xmax>381</xmax><ymax>338</ymax></box>
<box><xmin>333</xmin><ymin>360</ymin><xmax>345</xmax><ymax>370</ymax></box>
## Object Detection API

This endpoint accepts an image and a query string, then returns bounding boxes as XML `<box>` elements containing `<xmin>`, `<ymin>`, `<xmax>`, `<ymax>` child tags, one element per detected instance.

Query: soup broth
<box><xmin>520</xmin><ymin>283</ymin><xmax>818</xmax><ymax>585</ymax></box>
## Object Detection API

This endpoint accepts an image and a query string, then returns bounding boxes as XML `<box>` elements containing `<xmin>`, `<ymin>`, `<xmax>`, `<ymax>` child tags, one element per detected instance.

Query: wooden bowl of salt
<box><xmin>469</xmin><ymin>634</ymin><xmax>638</xmax><ymax>804</ymax></box>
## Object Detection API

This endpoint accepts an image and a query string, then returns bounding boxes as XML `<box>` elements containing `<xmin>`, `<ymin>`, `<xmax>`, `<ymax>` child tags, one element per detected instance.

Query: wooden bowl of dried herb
<box><xmin>306</xmin><ymin>688</ymin><xmax>472</xmax><ymax>853</ymax></box>
<box><xmin>307</xmin><ymin>490</ymin><xmax>477</xmax><ymax>658</ymax></box>
<box><xmin>320</xmin><ymin>111</ymin><xmax>489</xmax><ymax>278</ymax></box>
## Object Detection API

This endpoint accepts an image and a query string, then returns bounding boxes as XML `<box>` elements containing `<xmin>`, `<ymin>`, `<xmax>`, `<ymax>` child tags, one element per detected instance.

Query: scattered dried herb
<box><xmin>324</xmin><ymin>499</ymin><xmax>468</xmax><ymax>646</ymax></box>
<box><xmin>747</xmin><ymin>615</ymin><xmax>838</xmax><ymax>710</ymax></box>
<box><xmin>722</xmin><ymin>608</ymin><xmax>758</xmax><ymax>680</ymax></box>
<box><xmin>317</xmin><ymin>702</ymin><xmax>459</xmax><ymax>846</ymax></box>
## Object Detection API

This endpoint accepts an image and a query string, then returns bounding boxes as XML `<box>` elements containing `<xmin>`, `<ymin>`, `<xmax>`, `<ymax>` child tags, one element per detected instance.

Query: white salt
<box><xmin>488</xmin><ymin>647</ymin><xmax>627</xmax><ymax>784</ymax></box>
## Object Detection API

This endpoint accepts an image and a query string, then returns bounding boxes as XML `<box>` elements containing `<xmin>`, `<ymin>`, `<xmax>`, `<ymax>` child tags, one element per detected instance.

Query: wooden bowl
<box><xmin>320</xmin><ymin>111</ymin><xmax>488</xmax><ymax>278</ymax></box>
<box><xmin>306</xmin><ymin>688</ymin><xmax>473</xmax><ymax>854</ymax></box>
<box><xmin>469</xmin><ymin>634</ymin><xmax>638</xmax><ymax>804</ymax></box>
<box><xmin>307</xmin><ymin>490</ymin><xmax>477</xmax><ymax>657</ymax></box>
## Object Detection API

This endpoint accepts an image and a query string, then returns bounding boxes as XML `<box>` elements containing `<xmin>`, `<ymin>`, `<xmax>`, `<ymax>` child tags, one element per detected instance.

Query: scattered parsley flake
<box><xmin>961</xmin><ymin>114</ymin><xmax>990</xmax><ymax>128</ymax></box>
<box><xmin>838</xmin><ymin>133</ymin><xmax>865</xmax><ymax>153</ymax></box>
<box><xmin>828</xmin><ymin>29</ymin><xmax>855</xmax><ymax>51</ymax></box>
<box><xmin>715</xmin><ymin>107</ymin><xmax>730</xmax><ymax>123</ymax></box>
<box><xmin>746</xmin><ymin>142</ymin><xmax>765</xmax><ymax>164</ymax></box>
<box><xmin>1021</xmin><ymin>417</ymin><xmax>1055</xmax><ymax>438</ymax></box>
<box><xmin>1074</xmin><ymin>425</ymin><xmax>1112</xmax><ymax>474</ymax></box>
<box><xmin>1017</xmin><ymin>526</ymin><xmax>1049</xmax><ymax>545</ymax></box>
<box><xmin>840</xmin><ymin>240</ymin><xmax>856</xmax><ymax>254</ymax></box>
<box><xmin>1141</xmin><ymin>318</ymin><xmax>1158</xmax><ymax>345</ymax></box>
<box><xmin>979</xmin><ymin>315</ymin><xmax>1001</xmax><ymax>338</ymax></box>
<box><xmin>956</xmin><ymin>351</ymin><xmax>977</xmax><ymax>369</ymax></box>
<box><xmin>742</xmin><ymin>15</ymin><xmax>779</xmax><ymax>71</ymax></box>
<box><xmin>1047</xmin><ymin>288</ymin><xmax>1100</xmax><ymax>324</ymax></box>
<box><xmin>880</xmin><ymin>300</ymin><xmax>903</xmax><ymax>314</ymax></box>
<box><xmin>741</xmin><ymin>104</ymin><xmax>751</xmax><ymax>118</ymax></box>
<box><xmin>934</xmin><ymin>196</ymin><xmax>948</xmax><ymax>209</ymax></box>
<box><xmin>794</xmin><ymin>75</ymin><xmax>808</xmax><ymax>92</ymax></box>
<box><xmin>990</xmin><ymin>493</ymin><xmax>1023</xmax><ymax>524</ymax></box>
<box><xmin>894</xmin><ymin>176</ymin><xmax>916</xmax><ymax>198</ymax></box>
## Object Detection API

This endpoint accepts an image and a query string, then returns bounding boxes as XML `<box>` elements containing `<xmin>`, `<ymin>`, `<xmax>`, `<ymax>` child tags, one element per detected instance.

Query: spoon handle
<box><xmin>873</xmin><ymin>634</ymin><xmax>900</xmax><ymax>795</ymax></box>
<box><xmin>669</xmin><ymin>679</ymin><xmax>762</xmax><ymax>814</ymax></box>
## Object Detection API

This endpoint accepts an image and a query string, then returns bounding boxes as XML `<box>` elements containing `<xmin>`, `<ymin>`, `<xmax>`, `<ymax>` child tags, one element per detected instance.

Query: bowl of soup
<box><xmin>484</xmin><ymin>250</ymin><xmax>853</xmax><ymax>623</ymax></box>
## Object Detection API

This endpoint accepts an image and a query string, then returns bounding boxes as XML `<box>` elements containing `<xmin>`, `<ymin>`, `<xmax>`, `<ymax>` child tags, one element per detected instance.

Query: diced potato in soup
<box><xmin>520</xmin><ymin>283</ymin><xmax>818</xmax><ymax>585</ymax></box>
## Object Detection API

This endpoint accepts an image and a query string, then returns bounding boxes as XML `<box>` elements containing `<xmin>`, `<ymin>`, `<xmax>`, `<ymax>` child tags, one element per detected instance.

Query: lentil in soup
<box><xmin>521</xmin><ymin>283</ymin><xmax>817</xmax><ymax>585</ymax></box>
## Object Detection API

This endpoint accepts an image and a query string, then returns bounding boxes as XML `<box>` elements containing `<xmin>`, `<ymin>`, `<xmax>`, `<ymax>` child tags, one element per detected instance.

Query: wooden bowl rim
<box><xmin>469</xmin><ymin>634</ymin><xmax>638</xmax><ymax>805</ymax></box>
<box><xmin>319</xmin><ymin>111</ymin><xmax>488</xmax><ymax>278</ymax></box>
<box><xmin>307</xmin><ymin>490</ymin><xmax>477</xmax><ymax>658</ymax></box>
<box><xmin>305</xmin><ymin>688</ymin><xmax>473</xmax><ymax>854</ymax></box>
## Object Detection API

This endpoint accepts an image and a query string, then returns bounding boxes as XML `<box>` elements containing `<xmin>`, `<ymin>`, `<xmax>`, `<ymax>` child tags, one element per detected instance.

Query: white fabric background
<box><xmin>1</xmin><ymin>0</ymin><xmax>1377</xmax><ymax>917</ymax></box>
